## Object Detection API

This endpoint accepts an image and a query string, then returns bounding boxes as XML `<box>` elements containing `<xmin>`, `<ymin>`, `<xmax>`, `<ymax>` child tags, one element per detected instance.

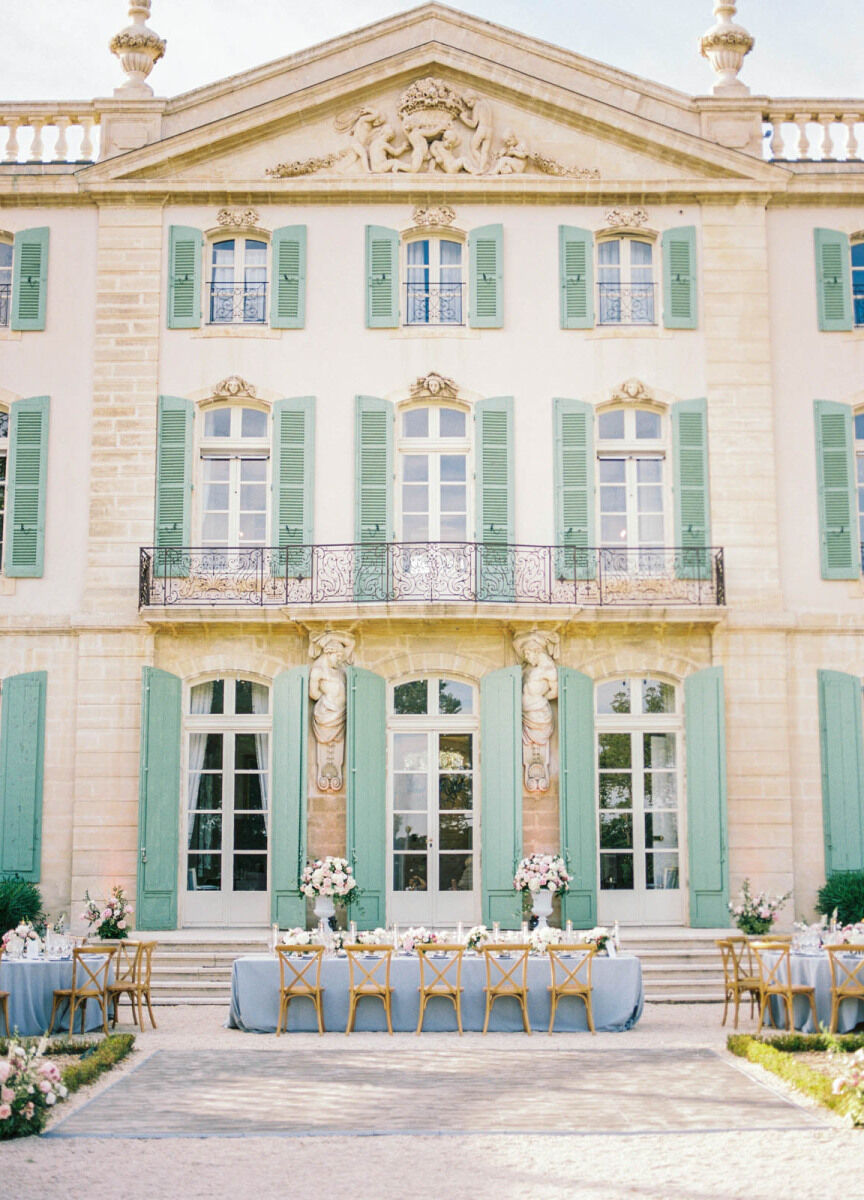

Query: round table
<box><xmin>0</xmin><ymin>957</ymin><xmax>111</xmax><ymax>1037</ymax></box>
<box><xmin>763</xmin><ymin>950</ymin><xmax>864</xmax><ymax>1032</ymax></box>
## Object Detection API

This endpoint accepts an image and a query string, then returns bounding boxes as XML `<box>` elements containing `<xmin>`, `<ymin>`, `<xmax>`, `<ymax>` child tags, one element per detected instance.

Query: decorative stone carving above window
<box><xmin>211</xmin><ymin>375</ymin><xmax>258</xmax><ymax>401</ymax></box>
<box><xmin>266</xmin><ymin>78</ymin><xmax>600</xmax><ymax>179</ymax></box>
<box><xmin>609</xmin><ymin>378</ymin><xmax>654</xmax><ymax>404</ymax></box>
<box><xmin>410</xmin><ymin>372</ymin><xmax>459</xmax><ymax>400</ymax></box>
<box><xmin>216</xmin><ymin>208</ymin><xmax>260</xmax><ymax>229</ymax></box>
<box><xmin>605</xmin><ymin>208</ymin><xmax>649</xmax><ymax>230</ymax></box>
<box><xmin>412</xmin><ymin>205</ymin><xmax>457</xmax><ymax>228</ymax></box>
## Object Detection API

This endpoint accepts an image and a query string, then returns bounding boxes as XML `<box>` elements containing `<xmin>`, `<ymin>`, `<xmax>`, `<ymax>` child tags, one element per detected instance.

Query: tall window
<box><xmin>856</xmin><ymin>411</ymin><xmax>864</xmax><ymax>567</ymax></box>
<box><xmin>208</xmin><ymin>238</ymin><xmax>267</xmax><ymax>324</ymax></box>
<box><xmin>0</xmin><ymin>409</ymin><xmax>7</xmax><ymax>569</ymax></box>
<box><xmin>185</xmin><ymin>677</ymin><xmax>270</xmax><ymax>925</ymax></box>
<box><xmin>199</xmin><ymin>406</ymin><xmax>269</xmax><ymax>548</ymax></box>
<box><xmin>853</xmin><ymin>241</ymin><xmax>864</xmax><ymax>327</ymax></box>
<box><xmin>0</xmin><ymin>241</ymin><xmax>11</xmax><ymax>327</ymax></box>
<box><xmin>596</xmin><ymin>676</ymin><xmax>684</xmax><ymax>923</ymax></box>
<box><xmin>398</xmin><ymin>406</ymin><xmax>470</xmax><ymax>542</ymax></box>
<box><xmin>597</xmin><ymin>237</ymin><xmax>656</xmax><ymax>325</ymax></box>
<box><xmin>597</xmin><ymin>407</ymin><xmax>666</xmax><ymax>560</ymax></box>
<box><xmin>405</xmin><ymin>238</ymin><xmax>464</xmax><ymax>325</ymax></box>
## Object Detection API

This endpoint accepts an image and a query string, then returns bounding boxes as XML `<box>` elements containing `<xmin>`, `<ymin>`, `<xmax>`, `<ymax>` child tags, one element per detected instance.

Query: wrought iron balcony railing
<box><xmin>139</xmin><ymin>543</ymin><xmax>725</xmax><ymax>608</ymax></box>
<box><xmin>0</xmin><ymin>283</ymin><xmax>9</xmax><ymax>327</ymax></box>
<box><xmin>404</xmin><ymin>282</ymin><xmax>465</xmax><ymax>326</ymax></box>
<box><xmin>207</xmin><ymin>281</ymin><xmax>267</xmax><ymax>324</ymax></box>
<box><xmin>597</xmin><ymin>282</ymin><xmax>656</xmax><ymax>325</ymax></box>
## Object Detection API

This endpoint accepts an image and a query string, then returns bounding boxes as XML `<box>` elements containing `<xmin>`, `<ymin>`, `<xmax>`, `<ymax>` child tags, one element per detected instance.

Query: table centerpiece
<box><xmin>514</xmin><ymin>853</ymin><xmax>571</xmax><ymax>929</ymax></box>
<box><xmin>299</xmin><ymin>856</ymin><xmax>359</xmax><ymax>926</ymax></box>
<box><xmin>81</xmin><ymin>884</ymin><xmax>133</xmax><ymax>939</ymax></box>
<box><xmin>2</xmin><ymin>922</ymin><xmax>42</xmax><ymax>959</ymax></box>
<box><xmin>729</xmin><ymin>878</ymin><xmax>791</xmax><ymax>935</ymax></box>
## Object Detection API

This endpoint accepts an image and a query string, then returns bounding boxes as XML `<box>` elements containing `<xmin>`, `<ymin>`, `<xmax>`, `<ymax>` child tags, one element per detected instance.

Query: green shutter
<box><xmin>137</xmin><ymin>667</ymin><xmax>181</xmax><ymax>930</ymax></box>
<box><xmin>558</xmin><ymin>226</ymin><xmax>593</xmax><ymax>329</ymax></box>
<box><xmin>553</xmin><ymin>398</ymin><xmax>595</xmax><ymax>581</ymax></box>
<box><xmin>11</xmin><ymin>227</ymin><xmax>49</xmax><ymax>331</ymax></box>
<box><xmin>475</xmin><ymin>396</ymin><xmax>514</xmax><ymax>601</ymax></box>
<box><xmin>663</xmin><ymin>226</ymin><xmax>698</xmax><ymax>330</ymax></box>
<box><xmin>814</xmin><ymin>400</ymin><xmax>859</xmax><ymax>579</ymax></box>
<box><xmin>672</xmin><ymin>398</ymin><xmax>712</xmax><ymax>580</ymax></box>
<box><xmin>365</xmin><ymin>226</ymin><xmax>398</xmax><ymax>328</ymax></box>
<box><xmin>814</xmin><ymin>228</ymin><xmax>853</xmax><ymax>332</ymax></box>
<box><xmin>155</xmin><ymin>395</ymin><xmax>193</xmax><ymax>577</ymax></box>
<box><xmin>354</xmin><ymin>395</ymin><xmax>393</xmax><ymax>601</ymax></box>
<box><xmin>346</xmin><ymin>667</ymin><xmax>386</xmax><ymax>928</ymax></box>
<box><xmin>271</xmin><ymin>225</ymin><xmax>306</xmax><ymax>329</ymax></box>
<box><xmin>271</xmin><ymin>667</ymin><xmax>309</xmax><ymax>927</ymax></box>
<box><xmin>480</xmin><ymin>666</ymin><xmax>523</xmax><ymax>926</ymax></box>
<box><xmin>469</xmin><ymin>224</ymin><xmax>503</xmax><ymax>328</ymax></box>
<box><xmin>271</xmin><ymin>397</ymin><xmax>314</xmax><ymax>578</ymax></box>
<box><xmin>558</xmin><ymin>668</ymin><xmax>596</xmax><ymax>927</ymax></box>
<box><xmin>0</xmin><ymin>671</ymin><xmax>47</xmax><ymax>881</ymax></box>
<box><xmin>6</xmin><ymin>396</ymin><xmax>50</xmax><ymax>578</ymax></box>
<box><xmin>818</xmin><ymin>670</ymin><xmax>864</xmax><ymax>875</ymax></box>
<box><xmin>167</xmin><ymin>225</ymin><xmax>202</xmax><ymax>329</ymax></box>
<box><xmin>685</xmin><ymin>667</ymin><xmax>728</xmax><ymax>927</ymax></box>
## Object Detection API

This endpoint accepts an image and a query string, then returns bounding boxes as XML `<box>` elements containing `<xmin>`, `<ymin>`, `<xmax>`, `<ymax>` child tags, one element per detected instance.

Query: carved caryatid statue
<box><xmin>309</xmin><ymin>631</ymin><xmax>355</xmax><ymax>791</ymax></box>
<box><xmin>513</xmin><ymin>631</ymin><xmax>560</xmax><ymax>793</ymax></box>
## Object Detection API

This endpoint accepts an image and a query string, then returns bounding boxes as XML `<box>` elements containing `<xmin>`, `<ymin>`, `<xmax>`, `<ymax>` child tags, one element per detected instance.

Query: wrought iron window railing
<box><xmin>404</xmin><ymin>282</ymin><xmax>465</xmax><ymax>326</ymax></box>
<box><xmin>0</xmin><ymin>283</ymin><xmax>9</xmax><ymax>327</ymax></box>
<box><xmin>139</xmin><ymin>543</ymin><xmax>725</xmax><ymax>608</ymax></box>
<box><xmin>597</xmin><ymin>282</ymin><xmax>656</xmax><ymax>325</ymax></box>
<box><xmin>207</xmin><ymin>281</ymin><xmax>267</xmax><ymax>324</ymax></box>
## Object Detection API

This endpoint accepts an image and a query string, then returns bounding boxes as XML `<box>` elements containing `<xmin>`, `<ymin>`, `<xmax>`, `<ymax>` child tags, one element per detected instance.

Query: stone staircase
<box><xmin>139</xmin><ymin>926</ymin><xmax>730</xmax><ymax>1006</ymax></box>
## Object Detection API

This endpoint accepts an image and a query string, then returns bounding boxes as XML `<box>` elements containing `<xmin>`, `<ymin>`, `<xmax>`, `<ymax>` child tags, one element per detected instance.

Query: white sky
<box><xmin>3</xmin><ymin>1</ymin><xmax>863</xmax><ymax>101</ymax></box>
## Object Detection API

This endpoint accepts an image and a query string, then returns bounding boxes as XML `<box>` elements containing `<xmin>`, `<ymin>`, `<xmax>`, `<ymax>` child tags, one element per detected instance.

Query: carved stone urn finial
<box><xmin>110</xmin><ymin>1</ymin><xmax>166</xmax><ymax>97</ymax></box>
<box><xmin>699</xmin><ymin>2</ymin><xmax>754</xmax><ymax>95</ymax></box>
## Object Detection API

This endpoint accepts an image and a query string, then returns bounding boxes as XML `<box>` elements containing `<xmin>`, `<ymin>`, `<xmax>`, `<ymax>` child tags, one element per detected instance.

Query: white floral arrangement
<box><xmin>2</xmin><ymin>922</ymin><xmax>40</xmax><ymax>949</ymax></box>
<box><xmin>465</xmin><ymin>925</ymin><xmax>490</xmax><ymax>952</ymax></box>
<box><xmin>584</xmin><ymin>926</ymin><xmax>611</xmax><ymax>953</ymax></box>
<box><xmin>298</xmin><ymin>856</ymin><xmax>359</xmax><ymax>907</ymax></box>
<box><xmin>280</xmin><ymin>927</ymin><xmax>314</xmax><ymax>949</ymax></box>
<box><xmin>513</xmin><ymin>853</ymin><xmax>571</xmax><ymax>897</ymax></box>
<box><xmin>356</xmin><ymin>928</ymin><xmax>390</xmax><ymax>946</ymax></box>
<box><xmin>529</xmin><ymin>926</ymin><xmax>563</xmax><ymax>954</ymax></box>
<box><xmin>0</xmin><ymin>1039</ymin><xmax>68</xmax><ymax>1139</ymax></box>
<box><xmin>401</xmin><ymin>926</ymin><xmax>440</xmax><ymax>953</ymax></box>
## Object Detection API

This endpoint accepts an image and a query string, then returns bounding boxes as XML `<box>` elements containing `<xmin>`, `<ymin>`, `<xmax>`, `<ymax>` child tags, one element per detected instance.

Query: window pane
<box><xmin>440</xmin><ymin>514</ymin><xmax>467</xmax><ymax>540</ymax></box>
<box><xmin>235</xmin><ymin>733</ymin><xmax>261</xmax><ymax>771</ymax></box>
<box><xmin>638</xmin><ymin>515</ymin><xmax>664</xmax><ymax>543</ymax></box>
<box><xmin>241</xmin><ymin>408</ymin><xmax>267</xmax><ymax>438</ymax></box>
<box><xmin>407</xmin><ymin>240</ymin><xmax>430</xmax><ymax>267</ymax></box>
<box><xmin>234</xmin><ymin>773</ymin><xmax>265</xmax><ymax>811</ymax></box>
<box><xmin>202</xmin><ymin>514</ymin><xmax>229</xmax><ymax>542</ymax></box>
<box><xmin>393</xmin><ymin>732</ymin><xmax>428</xmax><ymax>771</ymax></box>
<box><xmin>393</xmin><ymin>680</ymin><xmax>428</xmax><ymax>714</ymax></box>
<box><xmin>856</xmin><ymin>412</ymin><xmax>864</xmax><ymax>441</ymax></box>
<box><xmin>636</xmin><ymin>458</ymin><xmax>663</xmax><ymax>483</ymax></box>
<box><xmin>239</xmin><ymin>513</ymin><xmax>266</xmax><ymax>543</ymax></box>
<box><xmin>202</xmin><ymin>733</ymin><xmax>223</xmax><ymax>769</ymax></box>
<box><xmin>636</xmin><ymin>411</ymin><xmax>661</xmax><ymax>439</ymax></box>
<box><xmin>402</xmin><ymin>485</ymin><xmax>429</xmax><ymax>512</ymax></box>
<box><xmin>601</xmin><ymin>515</ymin><xmax>628</xmax><ymax>543</ymax></box>
<box><xmin>403</xmin><ymin>408</ymin><xmax>429</xmax><ymax>437</ymax></box>
<box><xmin>0</xmin><ymin>244</ymin><xmax>11</xmax><ymax>268</ymax></box>
<box><xmin>234</xmin><ymin>813</ymin><xmax>267</xmax><ymax>850</ymax></box>
<box><xmin>187</xmin><ymin>854</ymin><xmax>220</xmax><ymax>890</ymax></box>
<box><xmin>598</xmin><ymin>732</ymin><xmax>631</xmax><ymax>769</ymax></box>
<box><xmin>191</xmin><ymin>679</ymin><xmax>224</xmax><ymax>714</ymax></box>
<box><xmin>393</xmin><ymin>814</ymin><xmax>427</xmax><ymax>850</ymax></box>
<box><xmin>599</xmin><ymin>773</ymin><xmax>632</xmax><ymax>810</ymax></box>
<box><xmin>440</xmin><ymin>240</ymin><xmax>462</xmax><ymax>265</ymax></box>
<box><xmin>598</xmin><ymin>411</ymin><xmax>625</xmax><ymax>439</ymax></box>
<box><xmin>600</xmin><ymin>486</ymin><xmax>626</xmax><ymax>513</ymax></box>
<box><xmin>439</xmin><ymin>854</ymin><xmax>472</xmax><ymax>891</ymax></box>
<box><xmin>440</xmin><ymin>485</ymin><xmax>466</xmax><ymax>512</ymax></box>
<box><xmin>439</xmin><ymin>679</ymin><xmax>473</xmax><ymax>714</ymax></box>
<box><xmin>402</xmin><ymin>514</ymin><xmax>429</xmax><ymax>541</ymax></box>
<box><xmin>600</xmin><ymin>812</ymin><xmax>632</xmax><ymax>849</ymax></box>
<box><xmin>598</xmin><ymin>241</ymin><xmax>620</xmax><ymax>265</ymax></box>
<box><xmin>0</xmin><ymin>411</ymin><xmax>8</xmax><ymax>438</ymax></box>
<box><xmin>190</xmin><ymin>773</ymin><xmax>222</xmax><ymax>811</ymax></box>
<box><xmin>240</xmin><ymin>458</ymin><xmax>267</xmax><ymax>482</ymax></box>
<box><xmin>233</xmin><ymin>854</ymin><xmax>267</xmax><ymax>891</ymax></box>
<box><xmin>645</xmin><ymin>771</ymin><xmax>677</xmax><ymax>808</ymax></box>
<box><xmin>598</xmin><ymin>458</ymin><xmax>626</xmax><ymax>482</ymax></box>
<box><xmin>235</xmin><ymin>679</ymin><xmax>268</xmax><ymax>715</ymax></box>
<box><xmin>646</xmin><ymin>852</ymin><xmax>679</xmax><ymax>890</ymax></box>
<box><xmin>393</xmin><ymin>854</ymin><xmax>427</xmax><ymax>891</ymax></box>
<box><xmin>642</xmin><ymin>679</ymin><xmax>675</xmax><ymax>713</ymax></box>
<box><xmin>204</xmin><ymin>409</ymin><xmax>231</xmax><ymax>438</ymax></box>
<box><xmin>440</xmin><ymin>455</ymin><xmax>466</xmax><ymax>482</ymax></box>
<box><xmin>596</xmin><ymin>679</ymin><xmax>630</xmax><ymax>714</ymax></box>
<box><xmin>439</xmin><ymin>733</ymin><xmax>472</xmax><ymax>770</ymax></box>
<box><xmin>393</xmin><ymin>774</ymin><xmax>427</xmax><ymax>811</ymax></box>
<box><xmin>440</xmin><ymin>812</ymin><xmax>472</xmax><ymax>849</ymax></box>
<box><xmin>439</xmin><ymin>409</ymin><xmax>466</xmax><ymax>438</ymax></box>
<box><xmin>403</xmin><ymin>454</ymin><xmax>429</xmax><ymax>482</ymax></box>
<box><xmin>188</xmin><ymin>813</ymin><xmax>221</xmax><ymax>852</ymax></box>
<box><xmin>204</xmin><ymin>458</ymin><xmax>230</xmax><ymax>481</ymax></box>
<box><xmin>203</xmin><ymin>482</ymin><xmax>230</xmax><ymax>511</ymax></box>
<box><xmin>600</xmin><ymin>853</ymin><xmax>633</xmax><ymax>890</ymax></box>
<box><xmin>645</xmin><ymin>810</ymin><xmax>678</xmax><ymax>850</ymax></box>
<box><xmin>638</xmin><ymin>487</ymin><xmax>663</xmax><ymax>513</ymax></box>
<box><xmin>439</xmin><ymin>774</ymin><xmax>472</xmax><ymax>810</ymax></box>
<box><xmin>631</xmin><ymin>240</ymin><xmax>653</xmax><ymax>265</ymax></box>
<box><xmin>644</xmin><ymin>732</ymin><xmax>676</xmax><ymax>769</ymax></box>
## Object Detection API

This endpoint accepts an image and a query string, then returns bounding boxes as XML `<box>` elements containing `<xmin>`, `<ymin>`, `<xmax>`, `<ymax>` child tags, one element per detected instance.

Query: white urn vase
<box><xmin>531</xmin><ymin>887</ymin><xmax>555</xmax><ymax>930</ymax></box>
<box><xmin>313</xmin><ymin>895</ymin><xmax>336</xmax><ymax>923</ymax></box>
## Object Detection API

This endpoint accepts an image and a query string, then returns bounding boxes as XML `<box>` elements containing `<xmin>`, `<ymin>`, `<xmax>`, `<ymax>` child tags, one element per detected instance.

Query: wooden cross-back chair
<box><xmin>344</xmin><ymin>944</ymin><xmax>394</xmax><ymax>1035</ymax></box>
<box><xmin>107</xmin><ymin>940</ymin><xmax>158</xmax><ymax>1030</ymax></box>
<box><xmin>751</xmin><ymin>941</ymin><xmax>818</xmax><ymax>1032</ymax></box>
<box><xmin>547</xmin><ymin>943</ymin><xmax>596</xmax><ymax>1034</ymax></box>
<box><xmin>481</xmin><ymin>943</ymin><xmax>532</xmax><ymax>1034</ymax></box>
<box><xmin>416</xmin><ymin>943</ymin><xmax>465</xmax><ymax>1035</ymax></box>
<box><xmin>274</xmin><ymin>944</ymin><xmax>326</xmax><ymax>1035</ymax></box>
<box><xmin>716</xmin><ymin>937</ymin><xmax>761</xmax><ymax>1028</ymax></box>
<box><xmin>0</xmin><ymin>946</ymin><xmax>9</xmax><ymax>1037</ymax></box>
<box><xmin>47</xmin><ymin>945</ymin><xmax>117</xmax><ymax>1035</ymax></box>
<box><xmin>826</xmin><ymin>944</ymin><xmax>864</xmax><ymax>1033</ymax></box>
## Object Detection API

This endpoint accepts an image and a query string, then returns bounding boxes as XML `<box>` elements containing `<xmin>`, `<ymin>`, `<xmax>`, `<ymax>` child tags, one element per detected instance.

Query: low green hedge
<box><xmin>727</xmin><ymin>1032</ymin><xmax>859</xmax><ymax>1122</ymax></box>
<box><xmin>0</xmin><ymin>1033</ymin><xmax>135</xmax><ymax>1093</ymax></box>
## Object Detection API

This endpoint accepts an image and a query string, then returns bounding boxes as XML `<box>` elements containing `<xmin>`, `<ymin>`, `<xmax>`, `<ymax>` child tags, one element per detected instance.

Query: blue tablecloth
<box><xmin>0</xmin><ymin>958</ymin><xmax>113</xmax><ymax>1037</ymax></box>
<box><xmin>764</xmin><ymin>951</ymin><xmax>864</xmax><ymax>1033</ymax></box>
<box><xmin>227</xmin><ymin>952</ymin><xmax>643</xmax><ymax>1033</ymax></box>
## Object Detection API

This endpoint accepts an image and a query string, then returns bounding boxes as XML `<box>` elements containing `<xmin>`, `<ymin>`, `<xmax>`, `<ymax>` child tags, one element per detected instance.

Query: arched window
<box><xmin>597</xmin><ymin>236</ymin><xmax>656</xmax><ymax>325</ymax></box>
<box><xmin>0</xmin><ymin>238</ymin><xmax>11</xmax><ymax>326</ymax></box>
<box><xmin>185</xmin><ymin>676</ymin><xmax>271</xmax><ymax>926</ymax></box>
<box><xmin>595</xmin><ymin>675</ymin><xmax>684</xmax><ymax>924</ymax></box>
<box><xmin>397</xmin><ymin>404</ymin><xmax>471</xmax><ymax>542</ymax></box>
<box><xmin>388</xmin><ymin>676</ymin><xmax>479</xmax><ymax>926</ymax></box>
<box><xmin>597</xmin><ymin>406</ymin><xmax>668</xmax><ymax>558</ymax></box>
<box><xmin>208</xmin><ymin>236</ymin><xmax>268</xmax><ymax>324</ymax></box>
<box><xmin>404</xmin><ymin>234</ymin><xmax>465</xmax><ymax>326</ymax></box>
<box><xmin>198</xmin><ymin>405</ymin><xmax>269</xmax><ymax>547</ymax></box>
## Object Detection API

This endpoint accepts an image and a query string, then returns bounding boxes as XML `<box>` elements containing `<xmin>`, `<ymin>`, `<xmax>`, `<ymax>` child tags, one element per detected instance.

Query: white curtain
<box><xmin>252</xmin><ymin>683</ymin><xmax>269</xmax><ymax>835</ymax></box>
<box><xmin>187</xmin><ymin>681</ymin><xmax>215</xmax><ymax>843</ymax></box>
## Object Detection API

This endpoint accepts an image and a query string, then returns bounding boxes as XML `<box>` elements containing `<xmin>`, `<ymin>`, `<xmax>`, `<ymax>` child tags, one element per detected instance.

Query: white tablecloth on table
<box><xmin>0</xmin><ymin>958</ymin><xmax>113</xmax><ymax>1037</ymax></box>
<box><xmin>227</xmin><ymin>952</ymin><xmax>644</xmax><ymax>1033</ymax></box>
<box><xmin>763</xmin><ymin>951</ymin><xmax>864</xmax><ymax>1033</ymax></box>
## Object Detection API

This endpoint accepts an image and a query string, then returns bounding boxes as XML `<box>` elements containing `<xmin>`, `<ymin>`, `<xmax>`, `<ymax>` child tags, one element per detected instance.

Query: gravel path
<box><xmin>4</xmin><ymin>1002</ymin><xmax>864</xmax><ymax>1199</ymax></box>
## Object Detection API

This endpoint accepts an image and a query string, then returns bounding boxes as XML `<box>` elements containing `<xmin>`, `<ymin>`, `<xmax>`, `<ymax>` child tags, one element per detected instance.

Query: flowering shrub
<box><xmin>729</xmin><ymin>879</ymin><xmax>791</xmax><ymax>935</ymax></box>
<box><xmin>0</xmin><ymin>1038</ymin><xmax>68</xmax><ymax>1138</ymax></box>
<box><xmin>831</xmin><ymin>1047</ymin><xmax>864</xmax><ymax>1125</ymax></box>
<box><xmin>401</xmin><ymin>926</ymin><xmax>439</xmax><ymax>953</ymax></box>
<box><xmin>465</xmin><ymin>925</ymin><xmax>490</xmax><ymax>952</ymax></box>
<box><xmin>81</xmin><ymin>885</ymin><xmax>133</xmax><ymax>940</ymax></box>
<box><xmin>513</xmin><ymin>853</ymin><xmax>570</xmax><ymax>898</ymax></box>
<box><xmin>280</xmin><ymin>928</ymin><xmax>314</xmax><ymax>948</ymax></box>
<box><xmin>356</xmin><ymin>928</ymin><xmax>390</xmax><ymax>946</ymax></box>
<box><xmin>298</xmin><ymin>857</ymin><xmax>359</xmax><ymax>907</ymax></box>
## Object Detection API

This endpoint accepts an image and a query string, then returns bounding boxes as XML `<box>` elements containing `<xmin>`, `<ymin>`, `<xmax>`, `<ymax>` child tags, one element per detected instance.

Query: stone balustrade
<box><xmin>762</xmin><ymin>107</ymin><xmax>864</xmax><ymax>162</ymax></box>
<box><xmin>0</xmin><ymin>104</ymin><xmax>101</xmax><ymax>164</ymax></box>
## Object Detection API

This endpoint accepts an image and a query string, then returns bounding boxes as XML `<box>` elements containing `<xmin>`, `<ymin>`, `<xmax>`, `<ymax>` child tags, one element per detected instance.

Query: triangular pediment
<box><xmin>83</xmin><ymin>5</ymin><xmax>783</xmax><ymax>189</ymax></box>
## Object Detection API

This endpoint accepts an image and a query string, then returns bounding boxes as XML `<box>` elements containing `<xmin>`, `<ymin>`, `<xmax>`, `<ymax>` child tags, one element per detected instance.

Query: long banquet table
<box><xmin>0</xmin><ymin>958</ymin><xmax>112</xmax><ymax>1037</ymax></box>
<box><xmin>227</xmin><ymin>951</ymin><xmax>644</xmax><ymax>1033</ymax></box>
<box><xmin>763</xmin><ymin>950</ymin><xmax>864</xmax><ymax>1033</ymax></box>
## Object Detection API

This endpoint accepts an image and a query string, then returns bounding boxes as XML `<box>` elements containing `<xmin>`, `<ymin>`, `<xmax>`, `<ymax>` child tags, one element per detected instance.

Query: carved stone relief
<box><xmin>266</xmin><ymin>78</ymin><xmax>600</xmax><ymax>179</ymax></box>
<box><xmin>513</xmin><ymin>631</ymin><xmax>560</xmax><ymax>794</ymax></box>
<box><xmin>216</xmin><ymin>208</ymin><xmax>260</xmax><ymax>229</ymax></box>
<box><xmin>410</xmin><ymin>372</ymin><xmax>459</xmax><ymax>400</ymax></box>
<box><xmin>309</xmin><ymin>631</ymin><xmax>355</xmax><ymax>792</ymax></box>
<box><xmin>412</xmin><ymin>205</ymin><xmax>457</xmax><ymax>227</ymax></box>
<box><xmin>609</xmin><ymin>378</ymin><xmax>654</xmax><ymax>404</ymax></box>
<box><xmin>605</xmin><ymin>208</ymin><xmax>649</xmax><ymax>229</ymax></box>
<box><xmin>211</xmin><ymin>375</ymin><xmax>258</xmax><ymax>401</ymax></box>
